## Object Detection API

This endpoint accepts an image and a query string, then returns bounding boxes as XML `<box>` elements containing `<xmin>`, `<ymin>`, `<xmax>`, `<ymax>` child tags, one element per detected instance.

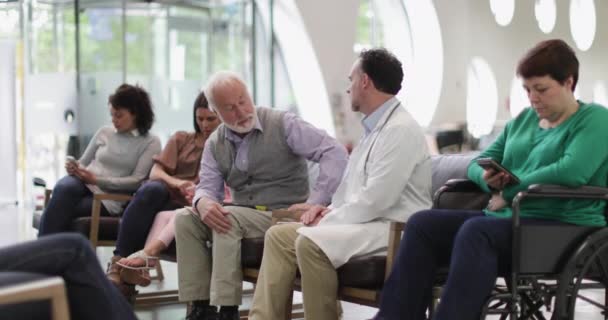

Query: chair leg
<box><xmin>284</xmin><ymin>289</ymin><xmax>294</xmax><ymax>320</ymax></box>
<box><xmin>150</xmin><ymin>262</ymin><xmax>164</xmax><ymax>282</ymax></box>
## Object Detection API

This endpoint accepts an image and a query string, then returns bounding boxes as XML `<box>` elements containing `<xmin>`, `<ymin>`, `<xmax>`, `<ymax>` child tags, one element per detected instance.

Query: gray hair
<box><xmin>204</xmin><ymin>71</ymin><xmax>247</xmax><ymax>111</ymax></box>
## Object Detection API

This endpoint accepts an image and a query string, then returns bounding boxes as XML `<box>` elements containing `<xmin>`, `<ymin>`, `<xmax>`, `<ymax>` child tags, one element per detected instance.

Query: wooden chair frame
<box><xmin>240</xmin><ymin>209</ymin><xmax>405</xmax><ymax>319</ymax></box>
<box><xmin>0</xmin><ymin>277</ymin><xmax>70</xmax><ymax>320</ymax></box>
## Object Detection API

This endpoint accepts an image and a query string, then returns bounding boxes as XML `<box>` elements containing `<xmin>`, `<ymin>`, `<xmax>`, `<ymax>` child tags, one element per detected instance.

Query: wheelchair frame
<box><xmin>434</xmin><ymin>179</ymin><xmax>608</xmax><ymax>320</ymax></box>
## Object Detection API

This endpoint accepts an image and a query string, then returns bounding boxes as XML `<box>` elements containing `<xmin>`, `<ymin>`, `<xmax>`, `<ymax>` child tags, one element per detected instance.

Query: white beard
<box><xmin>220</xmin><ymin>111</ymin><xmax>257</xmax><ymax>134</ymax></box>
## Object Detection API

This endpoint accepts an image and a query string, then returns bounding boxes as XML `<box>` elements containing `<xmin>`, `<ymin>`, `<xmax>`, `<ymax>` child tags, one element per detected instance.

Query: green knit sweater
<box><xmin>468</xmin><ymin>102</ymin><xmax>608</xmax><ymax>226</ymax></box>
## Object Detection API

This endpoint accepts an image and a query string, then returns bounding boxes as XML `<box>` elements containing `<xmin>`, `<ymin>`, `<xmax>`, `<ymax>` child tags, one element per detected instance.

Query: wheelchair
<box><xmin>433</xmin><ymin>179</ymin><xmax>608</xmax><ymax>319</ymax></box>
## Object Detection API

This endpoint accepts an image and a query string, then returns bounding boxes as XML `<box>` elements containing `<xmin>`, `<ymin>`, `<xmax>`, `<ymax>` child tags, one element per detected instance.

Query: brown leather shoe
<box><xmin>115</xmin><ymin>282</ymin><xmax>138</xmax><ymax>305</ymax></box>
<box><xmin>106</xmin><ymin>255</ymin><xmax>122</xmax><ymax>286</ymax></box>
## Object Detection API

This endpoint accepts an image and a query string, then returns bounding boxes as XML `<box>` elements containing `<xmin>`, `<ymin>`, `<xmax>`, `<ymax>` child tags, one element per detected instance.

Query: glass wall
<box><xmin>0</xmin><ymin>2</ymin><xmax>21</xmax><ymax>204</ymax></box>
<box><xmin>14</xmin><ymin>0</ymin><xmax>298</xmax><ymax>203</ymax></box>
<box><xmin>24</xmin><ymin>0</ymin><xmax>78</xmax><ymax>192</ymax></box>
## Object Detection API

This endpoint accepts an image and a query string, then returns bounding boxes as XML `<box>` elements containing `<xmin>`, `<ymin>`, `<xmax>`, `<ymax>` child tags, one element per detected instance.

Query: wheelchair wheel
<box><xmin>553</xmin><ymin>229</ymin><xmax>608</xmax><ymax>320</ymax></box>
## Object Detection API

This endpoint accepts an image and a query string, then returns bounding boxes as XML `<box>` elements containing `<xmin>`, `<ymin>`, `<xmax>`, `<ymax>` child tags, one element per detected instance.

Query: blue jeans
<box><xmin>38</xmin><ymin>175</ymin><xmax>109</xmax><ymax>235</ymax></box>
<box><xmin>376</xmin><ymin>209</ymin><xmax>565</xmax><ymax>320</ymax></box>
<box><xmin>114</xmin><ymin>180</ymin><xmax>180</xmax><ymax>257</ymax></box>
<box><xmin>0</xmin><ymin>233</ymin><xmax>137</xmax><ymax>320</ymax></box>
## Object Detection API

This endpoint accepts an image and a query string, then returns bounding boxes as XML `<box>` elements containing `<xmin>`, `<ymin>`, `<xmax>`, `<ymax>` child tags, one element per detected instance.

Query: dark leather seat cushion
<box><xmin>158</xmin><ymin>237</ymin><xmax>265</xmax><ymax>267</ymax></box>
<box><xmin>338</xmin><ymin>256</ymin><xmax>386</xmax><ymax>289</ymax></box>
<box><xmin>241</xmin><ymin>237</ymin><xmax>265</xmax><ymax>268</ymax></box>
<box><xmin>70</xmin><ymin>217</ymin><xmax>120</xmax><ymax>241</ymax></box>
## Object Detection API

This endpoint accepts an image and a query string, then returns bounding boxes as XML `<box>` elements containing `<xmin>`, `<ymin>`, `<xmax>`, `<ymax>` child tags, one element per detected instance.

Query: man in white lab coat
<box><xmin>248</xmin><ymin>48</ymin><xmax>432</xmax><ymax>320</ymax></box>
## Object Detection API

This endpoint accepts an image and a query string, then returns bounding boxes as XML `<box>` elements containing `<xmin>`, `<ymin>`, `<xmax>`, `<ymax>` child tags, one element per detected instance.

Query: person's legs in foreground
<box><xmin>433</xmin><ymin>217</ymin><xmax>564</xmax><ymax>319</ymax></box>
<box><xmin>109</xmin><ymin>181</ymin><xmax>177</xmax><ymax>286</ymax></box>
<box><xmin>249</xmin><ymin>223</ymin><xmax>302</xmax><ymax>320</ymax></box>
<box><xmin>176</xmin><ymin>206</ymin><xmax>271</xmax><ymax>320</ymax></box>
<box><xmin>175</xmin><ymin>208</ymin><xmax>218</xmax><ymax>320</ymax></box>
<box><xmin>296</xmin><ymin>234</ymin><xmax>341</xmax><ymax>320</ymax></box>
<box><xmin>0</xmin><ymin>233</ymin><xmax>137</xmax><ymax>320</ymax></box>
<box><xmin>38</xmin><ymin>175</ymin><xmax>101</xmax><ymax>235</ymax></box>
<box><xmin>114</xmin><ymin>180</ymin><xmax>177</xmax><ymax>258</ymax></box>
<box><xmin>375</xmin><ymin>209</ymin><xmax>483</xmax><ymax>320</ymax></box>
<box><xmin>118</xmin><ymin>210</ymin><xmax>176</xmax><ymax>286</ymax></box>
<box><xmin>120</xmin><ymin>209</ymin><xmax>176</xmax><ymax>266</ymax></box>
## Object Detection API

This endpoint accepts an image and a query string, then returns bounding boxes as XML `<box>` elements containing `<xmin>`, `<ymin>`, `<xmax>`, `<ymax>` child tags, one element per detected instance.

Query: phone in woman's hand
<box><xmin>476</xmin><ymin>158</ymin><xmax>520</xmax><ymax>184</ymax></box>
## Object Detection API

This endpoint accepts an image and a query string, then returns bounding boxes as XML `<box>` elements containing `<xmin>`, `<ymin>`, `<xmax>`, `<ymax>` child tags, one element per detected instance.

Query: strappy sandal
<box><xmin>116</xmin><ymin>250</ymin><xmax>159</xmax><ymax>270</ymax></box>
<box><xmin>106</xmin><ymin>255</ymin><xmax>122</xmax><ymax>286</ymax></box>
<box><xmin>117</xmin><ymin>250</ymin><xmax>159</xmax><ymax>287</ymax></box>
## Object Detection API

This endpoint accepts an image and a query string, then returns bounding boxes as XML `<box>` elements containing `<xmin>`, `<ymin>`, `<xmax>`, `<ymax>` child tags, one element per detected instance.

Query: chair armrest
<box><xmin>0</xmin><ymin>277</ymin><xmax>70</xmax><ymax>320</ymax></box>
<box><xmin>92</xmin><ymin>193</ymin><xmax>133</xmax><ymax>202</ymax></box>
<box><xmin>89</xmin><ymin>193</ymin><xmax>132</xmax><ymax>246</ymax></box>
<box><xmin>271</xmin><ymin>209</ymin><xmax>305</xmax><ymax>225</ymax></box>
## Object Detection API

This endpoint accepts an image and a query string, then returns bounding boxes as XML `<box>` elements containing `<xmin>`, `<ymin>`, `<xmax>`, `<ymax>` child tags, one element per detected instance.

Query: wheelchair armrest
<box><xmin>0</xmin><ymin>277</ymin><xmax>70</xmax><ymax>320</ymax></box>
<box><xmin>512</xmin><ymin>184</ymin><xmax>608</xmax><ymax>226</ymax></box>
<box><xmin>433</xmin><ymin>179</ymin><xmax>486</xmax><ymax>209</ymax></box>
<box><xmin>443</xmin><ymin>179</ymin><xmax>483</xmax><ymax>191</ymax></box>
<box><xmin>527</xmin><ymin>184</ymin><xmax>608</xmax><ymax>198</ymax></box>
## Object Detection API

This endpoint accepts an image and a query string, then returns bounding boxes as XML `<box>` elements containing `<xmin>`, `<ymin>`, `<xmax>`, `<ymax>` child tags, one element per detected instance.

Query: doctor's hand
<box><xmin>300</xmin><ymin>205</ymin><xmax>331</xmax><ymax>226</ymax></box>
<box><xmin>196</xmin><ymin>198</ymin><xmax>232</xmax><ymax>233</ymax></box>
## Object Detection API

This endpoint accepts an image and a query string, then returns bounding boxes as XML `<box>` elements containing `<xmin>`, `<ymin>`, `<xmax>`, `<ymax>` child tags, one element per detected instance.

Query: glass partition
<box><xmin>15</xmin><ymin>0</ymin><xmax>302</xmax><ymax>204</ymax></box>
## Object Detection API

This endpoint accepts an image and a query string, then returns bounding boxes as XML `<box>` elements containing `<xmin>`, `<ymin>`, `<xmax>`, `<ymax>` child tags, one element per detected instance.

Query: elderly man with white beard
<box><xmin>174</xmin><ymin>71</ymin><xmax>349</xmax><ymax>320</ymax></box>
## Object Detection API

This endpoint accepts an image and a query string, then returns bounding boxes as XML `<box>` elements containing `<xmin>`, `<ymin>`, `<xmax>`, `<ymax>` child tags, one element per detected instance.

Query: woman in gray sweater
<box><xmin>38</xmin><ymin>84</ymin><xmax>161</xmax><ymax>235</ymax></box>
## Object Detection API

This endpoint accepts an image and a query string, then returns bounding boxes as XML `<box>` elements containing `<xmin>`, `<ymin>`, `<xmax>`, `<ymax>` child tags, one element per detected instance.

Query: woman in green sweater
<box><xmin>374</xmin><ymin>39</ymin><xmax>608</xmax><ymax>320</ymax></box>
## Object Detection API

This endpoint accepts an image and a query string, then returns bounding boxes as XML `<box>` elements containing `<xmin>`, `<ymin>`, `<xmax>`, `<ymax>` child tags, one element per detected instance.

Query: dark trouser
<box><xmin>114</xmin><ymin>180</ymin><xmax>180</xmax><ymax>257</ymax></box>
<box><xmin>38</xmin><ymin>175</ymin><xmax>109</xmax><ymax>236</ymax></box>
<box><xmin>0</xmin><ymin>233</ymin><xmax>137</xmax><ymax>320</ymax></box>
<box><xmin>376</xmin><ymin>209</ymin><xmax>565</xmax><ymax>320</ymax></box>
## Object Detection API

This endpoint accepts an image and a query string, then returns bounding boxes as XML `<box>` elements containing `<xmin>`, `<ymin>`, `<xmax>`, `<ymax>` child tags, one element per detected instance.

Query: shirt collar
<box><xmin>225</xmin><ymin>114</ymin><xmax>263</xmax><ymax>142</ymax></box>
<box><xmin>114</xmin><ymin>128</ymin><xmax>141</xmax><ymax>137</ymax></box>
<box><xmin>361</xmin><ymin>96</ymin><xmax>398</xmax><ymax>135</ymax></box>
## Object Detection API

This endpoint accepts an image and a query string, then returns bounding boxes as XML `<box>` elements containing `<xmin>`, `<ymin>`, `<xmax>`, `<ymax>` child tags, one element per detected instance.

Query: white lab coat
<box><xmin>298</xmin><ymin>101</ymin><xmax>432</xmax><ymax>268</ymax></box>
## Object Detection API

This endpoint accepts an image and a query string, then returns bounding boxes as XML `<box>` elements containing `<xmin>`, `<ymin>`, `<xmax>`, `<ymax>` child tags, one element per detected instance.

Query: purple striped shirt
<box><xmin>194</xmin><ymin>110</ymin><xmax>348</xmax><ymax>208</ymax></box>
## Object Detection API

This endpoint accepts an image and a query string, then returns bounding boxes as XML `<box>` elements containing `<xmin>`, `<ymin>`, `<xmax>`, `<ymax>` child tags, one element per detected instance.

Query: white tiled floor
<box><xmin>2</xmin><ymin>204</ymin><xmax>606</xmax><ymax>319</ymax></box>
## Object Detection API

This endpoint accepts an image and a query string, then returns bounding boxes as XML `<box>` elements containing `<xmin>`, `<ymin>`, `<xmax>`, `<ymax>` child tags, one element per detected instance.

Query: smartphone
<box><xmin>66</xmin><ymin>156</ymin><xmax>79</xmax><ymax>165</ymax></box>
<box><xmin>476</xmin><ymin>157</ymin><xmax>520</xmax><ymax>184</ymax></box>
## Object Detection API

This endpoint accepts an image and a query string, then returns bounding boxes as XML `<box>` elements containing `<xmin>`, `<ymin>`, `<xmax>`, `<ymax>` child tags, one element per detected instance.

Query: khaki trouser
<box><xmin>249</xmin><ymin>223</ymin><xmax>340</xmax><ymax>320</ymax></box>
<box><xmin>174</xmin><ymin>206</ymin><xmax>272</xmax><ymax>306</ymax></box>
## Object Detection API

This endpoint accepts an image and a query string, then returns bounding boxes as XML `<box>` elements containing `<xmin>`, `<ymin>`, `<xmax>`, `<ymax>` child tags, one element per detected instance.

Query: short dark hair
<box><xmin>108</xmin><ymin>84</ymin><xmax>155</xmax><ymax>135</ymax></box>
<box><xmin>192</xmin><ymin>91</ymin><xmax>211</xmax><ymax>133</ymax></box>
<box><xmin>517</xmin><ymin>39</ymin><xmax>579</xmax><ymax>91</ymax></box>
<box><xmin>358</xmin><ymin>48</ymin><xmax>403</xmax><ymax>95</ymax></box>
